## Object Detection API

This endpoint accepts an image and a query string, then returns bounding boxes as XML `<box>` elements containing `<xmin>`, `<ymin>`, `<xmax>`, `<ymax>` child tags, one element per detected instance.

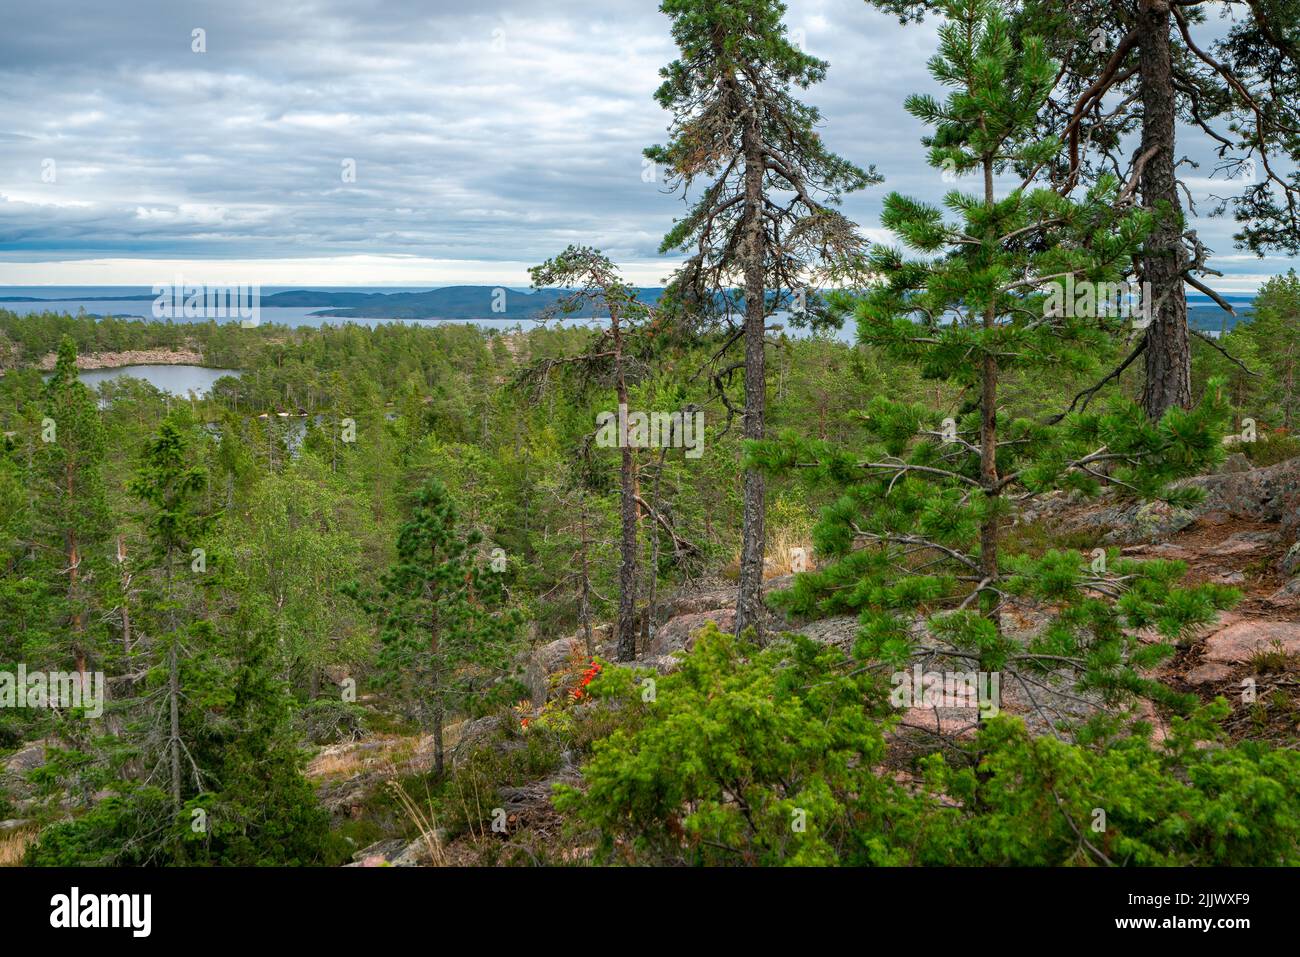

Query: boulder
<box><xmin>524</xmin><ymin>635</ymin><xmax>585</xmax><ymax>704</ymax></box>
<box><xmin>645</xmin><ymin>608</ymin><xmax>736</xmax><ymax>657</ymax></box>
<box><xmin>1216</xmin><ymin>530</ymin><xmax>1274</xmax><ymax>554</ymax></box>
<box><xmin>652</xmin><ymin>586</ymin><xmax>735</xmax><ymax>623</ymax></box>
<box><xmin>1190</xmin><ymin>456</ymin><xmax>1300</xmax><ymax>530</ymax></box>
<box><xmin>3</xmin><ymin>740</ymin><xmax>51</xmax><ymax>775</ymax></box>
<box><xmin>796</xmin><ymin>615</ymin><xmax>861</xmax><ymax>650</ymax></box>
<box><xmin>1042</xmin><ymin>456</ymin><xmax>1300</xmax><ymax>545</ymax></box>
<box><xmin>897</xmin><ymin>707</ymin><xmax>980</xmax><ymax>737</ymax></box>
<box><xmin>349</xmin><ymin>838</ymin><xmax>407</xmax><ymax>866</ymax></box>
<box><xmin>392</xmin><ymin>837</ymin><xmax>443</xmax><ymax>867</ymax></box>
<box><xmin>449</xmin><ymin>715</ymin><xmax>503</xmax><ymax>766</ymax></box>
<box><xmin>1122</xmin><ymin>542</ymin><xmax>1198</xmax><ymax>560</ymax></box>
<box><xmin>1269</xmin><ymin>577</ymin><xmax>1300</xmax><ymax>604</ymax></box>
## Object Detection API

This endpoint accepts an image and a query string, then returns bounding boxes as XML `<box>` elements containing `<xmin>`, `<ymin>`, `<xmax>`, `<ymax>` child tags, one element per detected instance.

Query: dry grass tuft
<box><xmin>0</xmin><ymin>827</ymin><xmax>37</xmax><ymax>867</ymax></box>
<box><xmin>759</xmin><ymin>528</ymin><xmax>817</xmax><ymax>579</ymax></box>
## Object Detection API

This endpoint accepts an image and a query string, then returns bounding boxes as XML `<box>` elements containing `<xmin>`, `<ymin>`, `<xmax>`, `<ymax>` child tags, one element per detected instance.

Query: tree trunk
<box><xmin>1285</xmin><ymin>358</ymin><xmax>1295</xmax><ymax>429</ymax></box>
<box><xmin>1138</xmin><ymin>0</ymin><xmax>1192</xmax><ymax>420</ymax></box>
<box><xmin>979</xmin><ymin>156</ymin><xmax>1001</xmax><ymax>658</ymax></box>
<box><xmin>578</xmin><ymin>494</ymin><xmax>595</xmax><ymax>658</ymax></box>
<box><xmin>117</xmin><ymin>535</ymin><xmax>132</xmax><ymax>658</ymax></box>
<box><xmin>643</xmin><ymin>445</ymin><xmax>669</xmax><ymax>652</ymax></box>
<box><xmin>432</xmin><ymin>706</ymin><xmax>445</xmax><ymax>778</ymax></box>
<box><xmin>613</xmin><ymin>310</ymin><xmax>640</xmax><ymax>662</ymax></box>
<box><xmin>169</xmin><ymin>640</ymin><xmax>182</xmax><ymax>810</ymax></box>
<box><xmin>735</xmin><ymin>114</ymin><xmax>767</xmax><ymax>641</ymax></box>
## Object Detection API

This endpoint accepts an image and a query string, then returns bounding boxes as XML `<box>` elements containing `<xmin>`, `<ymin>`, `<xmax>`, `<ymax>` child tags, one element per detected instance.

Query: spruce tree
<box><xmin>647</xmin><ymin>0</ymin><xmax>879</xmax><ymax>639</ymax></box>
<box><xmin>37</xmin><ymin>335</ymin><xmax>109</xmax><ymax>679</ymax></box>
<box><xmin>1244</xmin><ymin>270</ymin><xmax>1300</xmax><ymax>428</ymax></box>
<box><xmin>129</xmin><ymin>408</ymin><xmax>219</xmax><ymax>816</ymax></box>
<box><xmin>752</xmin><ymin>0</ymin><xmax>1237</xmax><ymax>722</ymax></box>
<box><xmin>360</xmin><ymin>478</ymin><xmax>522</xmax><ymax>776</ymax></box>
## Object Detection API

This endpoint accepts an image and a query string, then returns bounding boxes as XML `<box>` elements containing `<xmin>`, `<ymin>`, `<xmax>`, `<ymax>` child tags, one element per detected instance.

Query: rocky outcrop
<box><xmin>2</xmin><ymin>740</ymin><xmax>49</xmax><ymax>775</ymax></box>
<box><xmin>1</xmin><ymin>739</ymin><xmax>53</xmax><ymax>805</ymax></box>
<box><xmin>347</xmin><ymin>837</ymin><xmax>443</xmax><ymax>867</ymax></box>
<box><xmin>645</xmin><ymin>608</ymin><xmax>735</xmax><ymax>657</ymax></box>
<box><xmin>33</xmin><ymin>348</ymin><xmax>206</xmax><ymax>371</ymax></box>
<box><xmin>525</xmin><ymin>636</ymin><xmax>580</xmax><ymax>705</ymax></box>
<box><xmin>1029</xmin><ymin>456</ymin><xmax>1300</xmax><ymax>545</ymax></box>
<box><xmin>1270</xmin><ymin>576</ymin><xmax>1300</xmax><ymax>604</ymax></box>
<box><xmin>651</xmin><ymin>583</ymin><xmax>738</xmax><ymax>623</ymax></box>
<box><xmin>1190</xmin><ymin>457</ymin><xmax>1300</xmax><ymax>534</ymax></box>
<box><xmin>449</xmin><ymin>715</ymin><xmax>504</xmax><ymax>765</ymax></box>
<box><xmin>1201</xmin><ymin>620</ymin><xmax>1300</xmax><ymax>664</ymax></box>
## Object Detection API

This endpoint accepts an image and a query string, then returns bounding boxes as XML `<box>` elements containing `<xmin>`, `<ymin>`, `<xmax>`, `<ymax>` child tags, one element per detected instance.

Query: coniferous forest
<box><xmin>4</xmin><ymin>0</ymin><xmax>1300</xmax><ymax>934</ymax></box>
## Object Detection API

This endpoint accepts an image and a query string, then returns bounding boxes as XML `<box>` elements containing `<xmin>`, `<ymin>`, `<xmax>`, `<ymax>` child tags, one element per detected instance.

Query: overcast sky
<box><xmin>0</xmin><ymin>0</ymin><xmax>1292</xmax><ymax>291</ymax></box>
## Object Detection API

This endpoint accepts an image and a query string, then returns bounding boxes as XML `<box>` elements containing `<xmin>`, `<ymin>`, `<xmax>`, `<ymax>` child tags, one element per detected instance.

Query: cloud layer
<box><xmin>0</xmin><ymin>0</ymin><xmax>1290</xmax><ymax>290</ymax></box>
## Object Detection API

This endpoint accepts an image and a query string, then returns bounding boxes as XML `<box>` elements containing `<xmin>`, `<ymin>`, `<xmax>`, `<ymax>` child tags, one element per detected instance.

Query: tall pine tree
<box><xmin>530</xmin><ymin>247</ymin><xmax>653</xmax><ymax>661</ymax></box>
<box><xmin>647</xmin><ymin>0</ymin><xmax>878</xmax><ymax>639</ymax></box>
<box><xmin>752</xmin><ymin>0</ymin><xmax>1236</xmax><ymax>722</ymax></box>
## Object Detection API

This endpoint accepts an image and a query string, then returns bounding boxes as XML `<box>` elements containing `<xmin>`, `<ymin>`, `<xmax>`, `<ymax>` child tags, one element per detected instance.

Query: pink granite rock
<box><xmin>1203</xmin><ymin>620</ymin><xmax>1300</xmax><ymax>663</ymax></box>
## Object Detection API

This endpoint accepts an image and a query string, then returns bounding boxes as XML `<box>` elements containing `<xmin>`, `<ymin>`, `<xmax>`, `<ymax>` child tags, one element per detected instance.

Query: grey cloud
<box><xmin>0</xmin><ymin>0</ymin><xmax>1292</xmax><ymax>287</ymax></box>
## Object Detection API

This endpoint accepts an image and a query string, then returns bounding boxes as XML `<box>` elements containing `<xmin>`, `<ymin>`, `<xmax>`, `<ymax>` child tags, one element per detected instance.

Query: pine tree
<box><xmin>530</xmin><ymin>247</ymin><xmax>653</xmax><ymax>661</ymax></box>
<box><xmin>752</xmin><ymin>0</ymin><xmax>1236</xmax><ymax>721</ymax></box>
<box><xmin>647</xmin><ymin>0</ymin><xmax>879</xmax><ymax>639</ymax></box>
<box><xmin>871</xmin><ymin>0</ymin><xmax>1300</xmax><ymax>420</ymax></box>
<box><xmin>186</xmin><ymin>598</ymin><xmax>330</xmax><ymax>865</ymax></box>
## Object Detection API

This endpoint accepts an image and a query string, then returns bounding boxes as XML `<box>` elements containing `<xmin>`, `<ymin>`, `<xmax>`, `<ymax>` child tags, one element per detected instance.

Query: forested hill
<box><xmin>0</xmin><ymin>286</ymin><xmax>1254</xmax><ymax>329</ymax></box>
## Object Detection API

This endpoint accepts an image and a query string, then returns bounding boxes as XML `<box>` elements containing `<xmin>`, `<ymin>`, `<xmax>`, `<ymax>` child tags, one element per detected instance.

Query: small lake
<box><xmin>64</xmin><ymin>364</ymin><xmax>240</xmax><ymax>397</ymax></box>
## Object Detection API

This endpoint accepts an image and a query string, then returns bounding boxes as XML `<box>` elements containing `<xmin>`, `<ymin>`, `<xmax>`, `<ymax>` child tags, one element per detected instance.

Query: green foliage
<box><xmin>556</xmin><ymin>622</ymin><xmax>937</xmax><ymax>865</ymax></box>
<box><xmin>35</xmin><ymin>336</ymin><xmax>110</xmax><ymax>670</ymax></box>
<box><xmin>562</xmin><ymin>627</ymin><xmax>1300</xmax><ymax>866</ymax></box>
<box><xmin>355</xmin><ymin>479</ymin><xmax>524</xmax><ymax>765</ymax></box>
<box><xmin>752</xmin><ymin>0</ymin><xmax>1234</xmax><ymax>711</ymax></box>
<box><xmin>925</xmin><ymin>703</ymin><xmax>1300</xmax><ymax>865</ymax></box>
<box><xmin>25</xmin><ymin>786</ymin><xmax>177</xmax><ymax>866</ymax></box>
<box><xmin>300</xmin><ymin>697</ymin><xmax>368</xmax><ymax>745</ymax></box>
<box><xmin>648</xmin><ymin>0</ymin><xmax>878</xmax><ymax>324</ymax></box>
